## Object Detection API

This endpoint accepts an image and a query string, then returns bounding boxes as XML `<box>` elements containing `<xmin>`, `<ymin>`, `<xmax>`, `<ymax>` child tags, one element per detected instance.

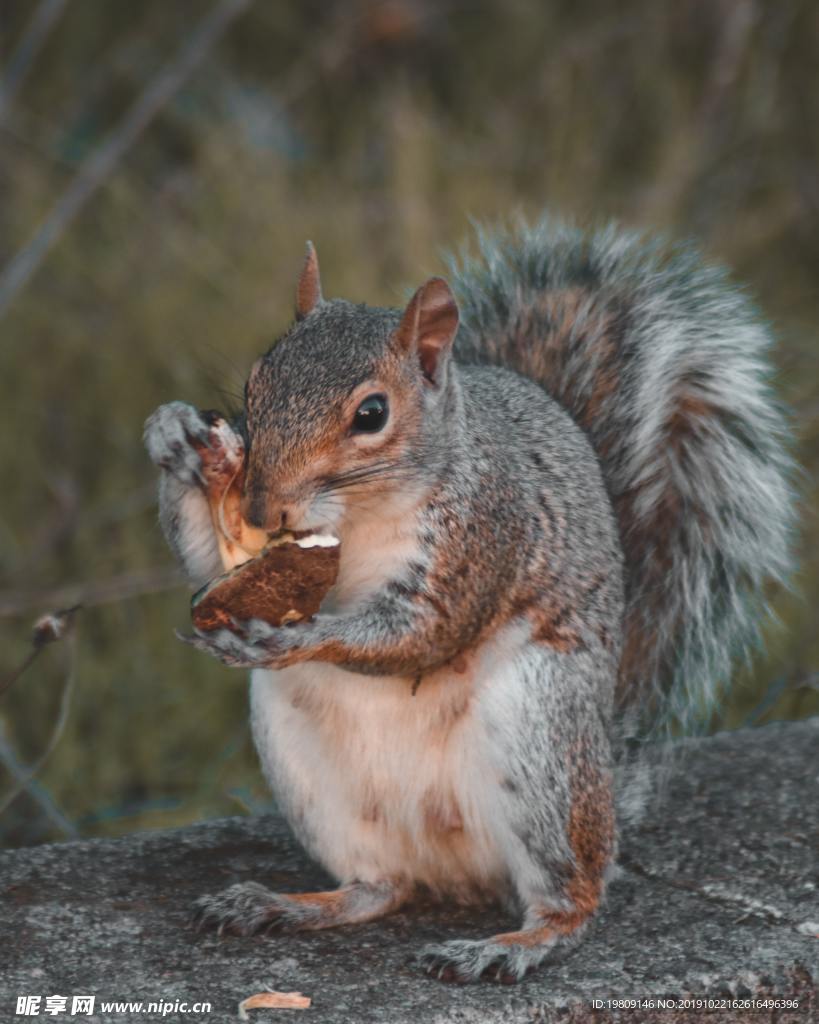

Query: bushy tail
<box><xmin>449</xmin><ymin>217</ymin><xmax>796</xmax><ymax>734</ymax></box>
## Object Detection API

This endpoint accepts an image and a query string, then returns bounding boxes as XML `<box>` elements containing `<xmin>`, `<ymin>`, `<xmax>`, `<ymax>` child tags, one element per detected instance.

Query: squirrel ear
<box><xmin>295</xmin><ymin>241</ymin><xmax>323</xmax><ymax>320</ymax></box>
<box><xmin>396</xmin><ymin>277</ymin><xmax>459</xmax><ymax>385</ymax></box>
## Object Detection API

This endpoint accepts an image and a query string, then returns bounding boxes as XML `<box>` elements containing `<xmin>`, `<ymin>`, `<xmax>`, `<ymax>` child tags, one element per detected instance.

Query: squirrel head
<box><xmin>241</xmin><ymin>244</ymin><xmax>460</xmax><ymax>534</ymax></box>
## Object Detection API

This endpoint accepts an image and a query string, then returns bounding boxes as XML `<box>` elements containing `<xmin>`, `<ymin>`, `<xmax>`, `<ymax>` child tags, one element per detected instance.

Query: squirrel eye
<box><xmin>352</xmin><ymin>394</ymin><xmax>389</xmax><ymax>434</ymax></box>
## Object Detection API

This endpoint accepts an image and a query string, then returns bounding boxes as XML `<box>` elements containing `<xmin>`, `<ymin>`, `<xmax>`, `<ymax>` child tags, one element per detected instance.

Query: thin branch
<box><xmin>0</xmin><ymin>567</ymin><xmax>184</xmax><ymax>619</ymax></box>
<box><xmin>0</xmin><ymin>646</ymin><xmax>42</xmax><ymax>699</ymax></box>
<box><xmin>0</xmin><ymin>0</ymin><xmax>70</xmax><ymax>123</ymax></box>
<box><xmin>0</xmin><ymin>0</ymin><xmax>253</xmax><ymax>320</ymax></box>
<box><xmin>0</xmin><ymin>630</ymin><xmax>77</xmax><ymax>816</ymax></box>
<box><xmin>0</xmin><ymin>726</ymin><xmax>78</xmax><ymax>838</ymax></box>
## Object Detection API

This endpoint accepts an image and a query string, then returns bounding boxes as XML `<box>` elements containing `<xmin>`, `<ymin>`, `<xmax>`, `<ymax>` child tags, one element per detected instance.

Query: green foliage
<box><xmin>1</xmin><ymin>0</ymin><xmax>817</xmax><ymax>846</ymax></box>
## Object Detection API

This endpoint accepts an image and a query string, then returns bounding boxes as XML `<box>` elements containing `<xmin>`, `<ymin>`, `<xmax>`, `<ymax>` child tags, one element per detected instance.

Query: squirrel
<box><xmin>143</xmin><ymin>218</ymin><xmax>794</xmax><ymax>984</ymax></box>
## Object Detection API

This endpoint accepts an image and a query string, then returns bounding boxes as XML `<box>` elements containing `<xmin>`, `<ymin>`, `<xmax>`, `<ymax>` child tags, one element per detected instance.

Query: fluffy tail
<box><xmin>449</xmin><ymin>217</ymin><xmax>796</xmax><ymax>733</ymax></box>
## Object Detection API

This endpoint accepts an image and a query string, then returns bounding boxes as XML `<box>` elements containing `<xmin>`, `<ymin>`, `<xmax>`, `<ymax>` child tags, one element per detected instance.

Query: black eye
<box><xmin>352</xmin><ymin>394</ymin><xmax>389</xmax><ymax>434</ymax></box>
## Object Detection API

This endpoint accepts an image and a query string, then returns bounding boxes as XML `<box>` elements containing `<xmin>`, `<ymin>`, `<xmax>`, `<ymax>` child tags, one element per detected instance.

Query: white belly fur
<box><xmin>249</xmin><ymin>622</ymin><xmax>530</xmax><ymax>899</ymax></box>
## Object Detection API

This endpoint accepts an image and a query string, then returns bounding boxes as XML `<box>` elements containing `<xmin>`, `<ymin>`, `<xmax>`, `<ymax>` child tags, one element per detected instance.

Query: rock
<box><xmin>1</xmin><ymin>720</ymin><xmax>816</xmax><ymax>1023</ymax></box>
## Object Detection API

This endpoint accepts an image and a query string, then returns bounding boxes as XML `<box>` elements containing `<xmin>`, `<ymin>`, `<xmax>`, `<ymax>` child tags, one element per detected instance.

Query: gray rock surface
<box><xmin>1</xmin><ymin>720</ymin><xmax>817</xmax><ymax>1023</ymax></box>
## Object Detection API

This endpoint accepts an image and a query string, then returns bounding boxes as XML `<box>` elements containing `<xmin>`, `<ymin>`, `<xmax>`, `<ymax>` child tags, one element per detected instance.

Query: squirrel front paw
<box><xmin>178</xmin><ymin>617</ymin><xmax>311</xmax><ymax>670</ymax></box>
<box><xmin>144</xmin><ymin>401</ymin><xmax>243</xmax><ymax>489</ymax></box>
<box><xmin>143</xmin><ymin>401</ymin><xmax>217</xmax><ymax>486</ymax></box>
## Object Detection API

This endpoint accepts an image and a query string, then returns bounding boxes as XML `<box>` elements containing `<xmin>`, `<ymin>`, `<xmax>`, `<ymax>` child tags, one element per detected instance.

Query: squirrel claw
<box><xmin>189</xmin><ymin>903</ymin><xmax>210</xmax><ymax>933</ymax></box>
<box><xmin>418</xmin><ymin>938</ymin><xmax>541</xmax><ymax>985</ymax></box>
<box><xmin>143</xmin><ymin>402</ymin><xmax>215</xmax><ymax>487</ymax></box>
<box><xmin>192</xmin><ymin>882</ymin><xmax>307</xmax><ymax>937</ymax></box>
<box><xmin>176</xmin><ymin>624</ymin><xmax>300</xmax><ymax>670</ymax></box>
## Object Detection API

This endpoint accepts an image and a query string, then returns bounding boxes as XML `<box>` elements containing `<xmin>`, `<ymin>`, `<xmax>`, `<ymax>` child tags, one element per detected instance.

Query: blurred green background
<box><xmin>1</xmin><ymin>0</ymin><xmax>817</xmax><ymax>848</ymax></box>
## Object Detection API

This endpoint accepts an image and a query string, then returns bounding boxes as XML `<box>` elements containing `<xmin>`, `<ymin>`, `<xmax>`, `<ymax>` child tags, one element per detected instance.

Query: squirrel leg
<box><xmin>420</xmin><ymin>647</ymin><xmax>617</xmax><ymax>984</ymax></box>
<box><xmin>192</xmin><ymin>879</ymin><xmax>409</xmax><ymax>936</ymax></box>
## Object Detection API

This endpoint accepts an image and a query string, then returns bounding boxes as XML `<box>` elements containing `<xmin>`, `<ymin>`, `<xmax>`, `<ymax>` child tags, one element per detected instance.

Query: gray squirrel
<box><xmin>143</xmin><ymin>218</ymin><xmax>794</xmax><ymax>984</ymax></box>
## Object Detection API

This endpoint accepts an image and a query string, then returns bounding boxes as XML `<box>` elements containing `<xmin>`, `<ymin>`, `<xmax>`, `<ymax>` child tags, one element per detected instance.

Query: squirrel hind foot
<box><xmin>418</xmin><ymin>929</ymin><xmax>565</xmax><ymax>985</ymax></box>
<box><xmin>192</xmin><ymin>879</ymin><xmax>406</xmax><ymax>936</ymax></box>
<box><xmin>191</xmin><ymin>881</ymin><xmax>292</xmax><ymax>937</ymax></box>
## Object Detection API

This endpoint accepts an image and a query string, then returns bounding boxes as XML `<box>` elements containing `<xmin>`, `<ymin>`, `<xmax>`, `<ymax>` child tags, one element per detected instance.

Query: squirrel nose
<box><xmin>242</xmin><ymin>492</ymin><xmax>286</xmax><ymax>533</ymax></box>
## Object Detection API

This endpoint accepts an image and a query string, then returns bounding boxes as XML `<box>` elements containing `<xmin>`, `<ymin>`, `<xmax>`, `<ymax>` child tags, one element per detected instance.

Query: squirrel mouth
<box><xmin>266</xmin><ymin>529</ymin><xmax>340</xmax><ymax>550</ymax></box>
<box><xmin>213</xmin><ymin>472</ymin><xmax>339</xmax><ymax>568</ymax></box>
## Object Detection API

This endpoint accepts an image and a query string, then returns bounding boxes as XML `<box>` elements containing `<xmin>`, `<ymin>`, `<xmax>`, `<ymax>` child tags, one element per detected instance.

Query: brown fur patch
<box><xmin>671</xmin><ymin>392</ymin><xmax>718</xmax><ymax>426</ymax></box>
<box><xmin>526</xmin><ymin>571</ymin><xmax>607</xmax><ymax>653</ymax></box>
<box><xmin>282</xmin><ymin>883</ymin><xmax>407</xmax><ymax>927</ymax></box>
<box><xmin>513</xmin><ymin>288</ymin><xmax>587</xmax><ymax>382</ymax></box>
<box><xmin>564</xmin><ymin>750</ymin><xmax>614</xmax><ymax>919</ymax></box>
<box><xmin>286</xmin><ymin>889</ymin><xmax>348</xmax><ymax>911</ymax></box>
<box><xmin>492</xmin><ymin>926</ymin><xmax>551</xmax><ymax>948</ymax></box>
<box><xmin>509</xmin><ymin>288</ymin><xmax>622</xmax><ymax>438</ymax></box>
<box><xmin>530</xmin><ymin>607</ymin><xmax>582</xmax><ymax>652</ymax></box>
<box><xmin>576</xmin><ymin>335</ymin><xmax>621</xmax><ymax>433</ymax></box>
